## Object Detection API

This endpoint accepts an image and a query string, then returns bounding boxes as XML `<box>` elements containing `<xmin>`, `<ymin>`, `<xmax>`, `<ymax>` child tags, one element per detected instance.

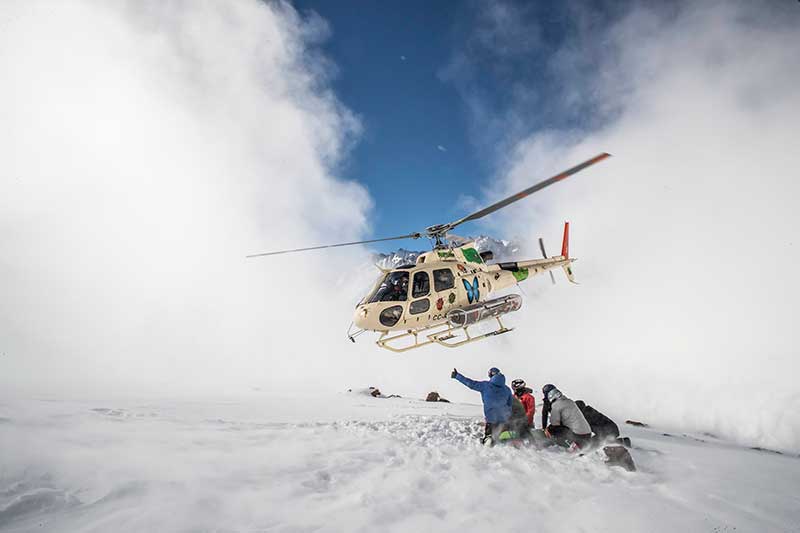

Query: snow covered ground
<box><xmin>1</xmin><ymin>393</ymin><xmax>799</xmax><ymax>533</ymax></box>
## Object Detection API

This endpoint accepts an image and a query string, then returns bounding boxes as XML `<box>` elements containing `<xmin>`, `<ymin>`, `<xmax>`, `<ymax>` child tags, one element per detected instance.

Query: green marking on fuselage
<box><xmin>461</xmin><ymin>247</ymin><xmax>482</xmax><ymax>264</ymax></box>
<box><xmin>437</xmin><ymin>250</ymin><xmax>455</xmax><ymax>259</ymax></box>
<box><xmin>512</xmin><ymin>268</ymin><xmax>529</xmax><ymax>282</ymax></box>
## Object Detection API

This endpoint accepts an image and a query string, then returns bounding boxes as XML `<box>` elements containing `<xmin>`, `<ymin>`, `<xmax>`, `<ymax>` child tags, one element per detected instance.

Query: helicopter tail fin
<box><xmin>560</xmin><ymin>222</ymin><xmax>577</xmax><ymax>284</ymax></box>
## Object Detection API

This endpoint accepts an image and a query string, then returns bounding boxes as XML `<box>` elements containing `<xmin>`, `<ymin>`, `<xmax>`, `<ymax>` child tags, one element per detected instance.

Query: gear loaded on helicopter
<box><xmin>248</xmin><ymin>153</ymin><xmax>610</xmax><ymax>352</ymax></box>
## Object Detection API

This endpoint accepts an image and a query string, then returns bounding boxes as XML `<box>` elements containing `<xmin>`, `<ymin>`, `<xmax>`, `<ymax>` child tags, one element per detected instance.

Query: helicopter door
<box><xmin>409</xmin><ymin>271</ymin><xmax>431</xmax><ymax>315</ymax></box>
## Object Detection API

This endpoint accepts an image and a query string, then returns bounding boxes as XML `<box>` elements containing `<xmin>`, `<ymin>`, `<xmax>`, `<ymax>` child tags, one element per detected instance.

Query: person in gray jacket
<box><xmin>542</xmin><ymin>384</ymin><xmax>592</xmax><ymax>450</ymax></box>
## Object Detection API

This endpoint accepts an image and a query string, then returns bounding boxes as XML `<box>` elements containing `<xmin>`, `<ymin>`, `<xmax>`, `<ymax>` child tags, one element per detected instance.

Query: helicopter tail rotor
<box><xmin>538</xmin><ymin>237</ymin><xmax>556</xmax><ymax>285</ymax></box>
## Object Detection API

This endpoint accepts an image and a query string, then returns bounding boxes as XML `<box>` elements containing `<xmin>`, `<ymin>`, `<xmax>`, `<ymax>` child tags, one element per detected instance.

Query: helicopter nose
<box><xmin>353</xmin><ymin>305</ymin><xmax>370</xmax><ymax>329</ymax></box>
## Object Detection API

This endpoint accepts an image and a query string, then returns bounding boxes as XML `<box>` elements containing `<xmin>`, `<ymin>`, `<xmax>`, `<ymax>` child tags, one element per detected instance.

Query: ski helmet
<box><xmin>488</xmin><ymin>367</ymin><xmax>501</xmax><ymax>378</ymax></box>
<box><xmin>542</xmin><ymin>383</ymin><xmax>556</xmax><ymax>396</ymax></box>
<box><xmin>546</xmin><ymin>387</ymin><xmax>562</xmax><ymax>402</ymax></box>
<box><xmin>511</xmin><ymin>379</ymin><xmax>526</xmax><ymax>390</ymax></box>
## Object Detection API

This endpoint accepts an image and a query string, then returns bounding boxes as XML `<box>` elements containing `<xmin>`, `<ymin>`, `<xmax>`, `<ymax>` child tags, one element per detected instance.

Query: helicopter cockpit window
<box><xmin>412</xmin><ymin>271</ymin><xmax>430</xmax><ymax>298</ymax></box>
<box><xmin>368</xmin><ymin>271</ymin><xmax>409</xmax><ymax>303</ymax></box>
<box><xmin>433</xmin><ymin>268</ymin><xmax>454</xmax><ymax>291</ymax></box>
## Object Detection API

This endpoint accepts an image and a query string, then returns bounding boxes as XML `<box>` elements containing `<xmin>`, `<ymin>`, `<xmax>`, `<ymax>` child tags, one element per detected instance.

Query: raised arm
<box><xmin>452</xmin><ymin>372</ymin><xmax>485</xmax><ymax>392</ymax></box>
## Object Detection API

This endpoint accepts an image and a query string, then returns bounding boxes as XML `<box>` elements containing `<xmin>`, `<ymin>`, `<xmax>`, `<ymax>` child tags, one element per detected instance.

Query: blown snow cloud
<box><xmin>455</xmin><ymin>1</ymin><xmax>800</xmax><ymax>451</ymax></box>
<box><xmin>0</xmin><ymin>1</ymin><xmax>385</xmax><ymax>395</ymax></box>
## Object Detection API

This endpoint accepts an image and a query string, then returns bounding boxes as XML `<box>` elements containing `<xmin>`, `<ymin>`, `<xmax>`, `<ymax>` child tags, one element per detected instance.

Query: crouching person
<box><xmin>451</xmin><ymin>367</ymin><xmax>512</xmax><ymax>445</ymax></box>
<box><xmin>507</xmin><ymin>395</ymin><xmax>529</xmax><ymax>441</ymax></box>
<box><xmin>542</xmin><ymin>384</ymin><xmax>592</xmax><ymax>452</ymax></box>
<box><xmin>575</xmin><ymin>400</ymin><xmax>620</xmax><ymax>445</ymax></box>
<box><xmin>509</xmin><ymin>379</ymin><xmax>535</xmax><ymax>438</ymax></box>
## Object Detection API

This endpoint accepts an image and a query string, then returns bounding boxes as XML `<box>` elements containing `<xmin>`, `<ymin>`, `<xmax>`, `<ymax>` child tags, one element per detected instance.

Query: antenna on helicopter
<box><xmin>246</xmin><ymin>153</ymin><xmax>610</xmax><ymax>258</ymax></box>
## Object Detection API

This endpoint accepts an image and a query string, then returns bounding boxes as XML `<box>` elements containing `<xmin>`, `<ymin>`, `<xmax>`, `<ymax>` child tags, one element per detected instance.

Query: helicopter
<box><xmin>248</xmin><ymin>153</ymin><xmax>610</xmax><ymax>352</ymax></box>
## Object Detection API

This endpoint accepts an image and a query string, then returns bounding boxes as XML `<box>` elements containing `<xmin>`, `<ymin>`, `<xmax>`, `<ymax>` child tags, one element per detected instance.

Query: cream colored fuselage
<box><xmin>353</xmin><ymin>242</ymin><xmax>572</xmax><ymax>333</ymax></box>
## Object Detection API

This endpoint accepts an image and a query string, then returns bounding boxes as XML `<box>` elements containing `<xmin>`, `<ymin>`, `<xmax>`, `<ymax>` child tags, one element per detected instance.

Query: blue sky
<box><xmin>292</xmin><ymin>0</ymin><xmax>619</xmax><ymax>252</ymax></box>
<box><xmin>292</xmin><ymin>1</ymin><xmax>483</xmax><ymax>252</ymax></box>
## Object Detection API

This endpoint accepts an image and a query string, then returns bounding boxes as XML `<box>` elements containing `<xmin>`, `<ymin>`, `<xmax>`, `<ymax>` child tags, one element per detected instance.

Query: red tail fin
<box><xmin>561</xmin><ymin>221</ymin><xmax>570</xmax><ymax>258</ymax></box>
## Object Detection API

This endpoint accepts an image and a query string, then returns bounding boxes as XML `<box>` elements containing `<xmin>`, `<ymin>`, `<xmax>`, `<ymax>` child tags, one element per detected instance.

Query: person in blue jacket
<box><xmin>451</xmin><ymin>367</ymin><xmax>513</xmax><ymax>445</ymax></box>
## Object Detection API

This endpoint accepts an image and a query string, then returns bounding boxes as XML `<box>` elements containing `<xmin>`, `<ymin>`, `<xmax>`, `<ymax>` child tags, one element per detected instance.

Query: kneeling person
<box><xmin>542</xmin><ymin>384</ymin><xmax>592</xmax><ymax>451</ymax></box>
<box><xmin>506</xmin><ymin>395</ymin><xmax>529</xmax><ymax>440</ymax></box>
<box><xmin>451</xmin><ymin>367</ymin><xmax>512</xmax><ymax>445</ymax></box>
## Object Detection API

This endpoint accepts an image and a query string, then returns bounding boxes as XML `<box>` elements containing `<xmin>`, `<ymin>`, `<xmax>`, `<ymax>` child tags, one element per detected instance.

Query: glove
<box><xmin>451</xmin><ymin>368</ymin><xmax>458</xmax><ymax>379</ymax></box>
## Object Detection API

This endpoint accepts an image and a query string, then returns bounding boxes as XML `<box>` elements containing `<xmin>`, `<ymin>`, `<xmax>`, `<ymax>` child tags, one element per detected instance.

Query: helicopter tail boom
<box><xmin>488</xmin><ymin>222</ymin><xmax>576</xmax><ymax>286</ymax></box>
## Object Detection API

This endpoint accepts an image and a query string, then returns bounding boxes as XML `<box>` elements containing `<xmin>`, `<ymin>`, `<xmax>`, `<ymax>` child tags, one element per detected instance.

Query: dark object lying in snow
<box><xmin>363</xmin><ymin>387</ymin><xmax>401</xmax><ymax>398</ymax></box>
<box><xmin>425</xmin><ymin>391</ymin><xmax>450</xmax><ymax>402</ymax></box>
<box><xmin>604</xmin><ymin>445</ymin><xmax>636</xmax><ymax>472</ymax></box>
<box><xmin>625</xmin><ymin>420</ymin><xmax>648</xmax><ymax>427</ymax></box>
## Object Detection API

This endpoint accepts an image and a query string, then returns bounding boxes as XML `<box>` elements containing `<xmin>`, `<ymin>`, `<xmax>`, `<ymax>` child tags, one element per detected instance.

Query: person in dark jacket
<box><xmin>541</xmin><ymin>394</ymin><xmax>551</xmax><ymax>430</ymax></box>
<box><xmin>508</xmin><ymin>395</ymin><xmax>529</xmax><ymax>439</ymax></box>
<box><xmin>542</xmin><ymin>384</ymin><xmax>592</xmax><ymax>451</ymax></box>
<box><xmin>511</xmin><ymin>379</ymin><xmax>535</xmax><ymax>428</ymax></box>
<box><xmin>575</xmin><ymin>400</ymin><xmax>620</xmax><ymax>444</ymax></box>
<box><xmin>451</xmin><ymin>367</ymin><xmax>513</xmax><ymax>445</ymax></box>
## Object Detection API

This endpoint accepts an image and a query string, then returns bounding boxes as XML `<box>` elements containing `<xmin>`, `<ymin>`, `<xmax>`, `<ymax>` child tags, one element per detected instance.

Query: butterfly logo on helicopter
<box><xmin>248</xmin><ymin>153</ymin><xmax>611</xmax><ymax>352</ymax></box>
<box><xmin>463</xmin><ymin>277</ymin><xmax>480</xmax><ymax>304</ymax></box>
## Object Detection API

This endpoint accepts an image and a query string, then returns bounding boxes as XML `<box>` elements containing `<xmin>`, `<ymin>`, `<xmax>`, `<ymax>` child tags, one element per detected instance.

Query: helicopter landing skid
<box><xmin>376</xmin><ymin>321</ymin><xmax>451</xmax><ymax>353</ymax></box>
<box><xmin>429</xmin><ymin>317</ymin><xmax>513</xmax><ymax>349</ymax></box>
<box><xmin>376</xmin><ymin>317</ymin><xmax>512</xmax><ymax>353</ymax></box>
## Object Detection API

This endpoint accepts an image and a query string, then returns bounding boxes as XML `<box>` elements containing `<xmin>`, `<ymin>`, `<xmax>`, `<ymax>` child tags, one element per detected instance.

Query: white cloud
<box><xmin>0</xmin><ymin>0</ymin><xmax>391</xmax><ymax>396</ymax></box>
<box><xmin>458</xmin><ymin>1</ymin><xmax>800</xmax><ymax>451</ymax></box>
<box><xmin>0</xmin><ymin>0</ymin><xmax>529</xmax><ymax>404</ymax></box>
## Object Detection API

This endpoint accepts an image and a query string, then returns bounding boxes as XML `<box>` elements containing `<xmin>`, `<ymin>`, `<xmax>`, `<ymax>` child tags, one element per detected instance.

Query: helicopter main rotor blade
<box><xmin>443</xmin><ymin>152</ymin><xmax>611</xmax><ymax>233</ymax></box>
<box><xmin>246</xmin><ymin>232</ymin><xmax>422</xmax><ymax>258</ymax></box>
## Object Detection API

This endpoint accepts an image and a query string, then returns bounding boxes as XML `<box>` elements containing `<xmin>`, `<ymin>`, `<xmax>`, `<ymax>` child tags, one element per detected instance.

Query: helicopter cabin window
<box><xmin>412</xmin><ymin>271</ymin><xmax>430</xmax><ymax>298</ymax></box>
<box><xmin>368</xmin><ymin>271</ymin><xmax>409</xmax><ymax>303</ymax></box>
<box><xmin>433</xmin><ymin>268</ymin><xmax>454</xmax><ymax>291</ymax></box>
<box><xmin>410</xmin><ymin>298</ymin><xmax>430</xmax><ymax>315</ymax></box>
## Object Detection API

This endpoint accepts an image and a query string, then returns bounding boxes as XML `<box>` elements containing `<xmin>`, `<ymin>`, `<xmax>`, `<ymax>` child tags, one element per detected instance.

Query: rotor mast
<box><xmin>425</xmin><ymin>224</ymin><xmax>452</xmax><ymax>249</ymax></box>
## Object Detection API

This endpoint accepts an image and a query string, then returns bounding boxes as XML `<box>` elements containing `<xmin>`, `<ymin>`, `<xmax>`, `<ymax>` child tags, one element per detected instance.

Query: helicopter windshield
<box><xmin>368</xmin><ymin>271</ymin><xmax>409</xmax><ymax>303</ymax></box>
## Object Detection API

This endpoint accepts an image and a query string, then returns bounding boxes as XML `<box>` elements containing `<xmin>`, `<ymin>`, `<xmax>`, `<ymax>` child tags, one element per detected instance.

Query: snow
<box><xmin>2</xmin><ymin>393</ymin><xmax>799</xmax><ymax>532</ymax></box>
